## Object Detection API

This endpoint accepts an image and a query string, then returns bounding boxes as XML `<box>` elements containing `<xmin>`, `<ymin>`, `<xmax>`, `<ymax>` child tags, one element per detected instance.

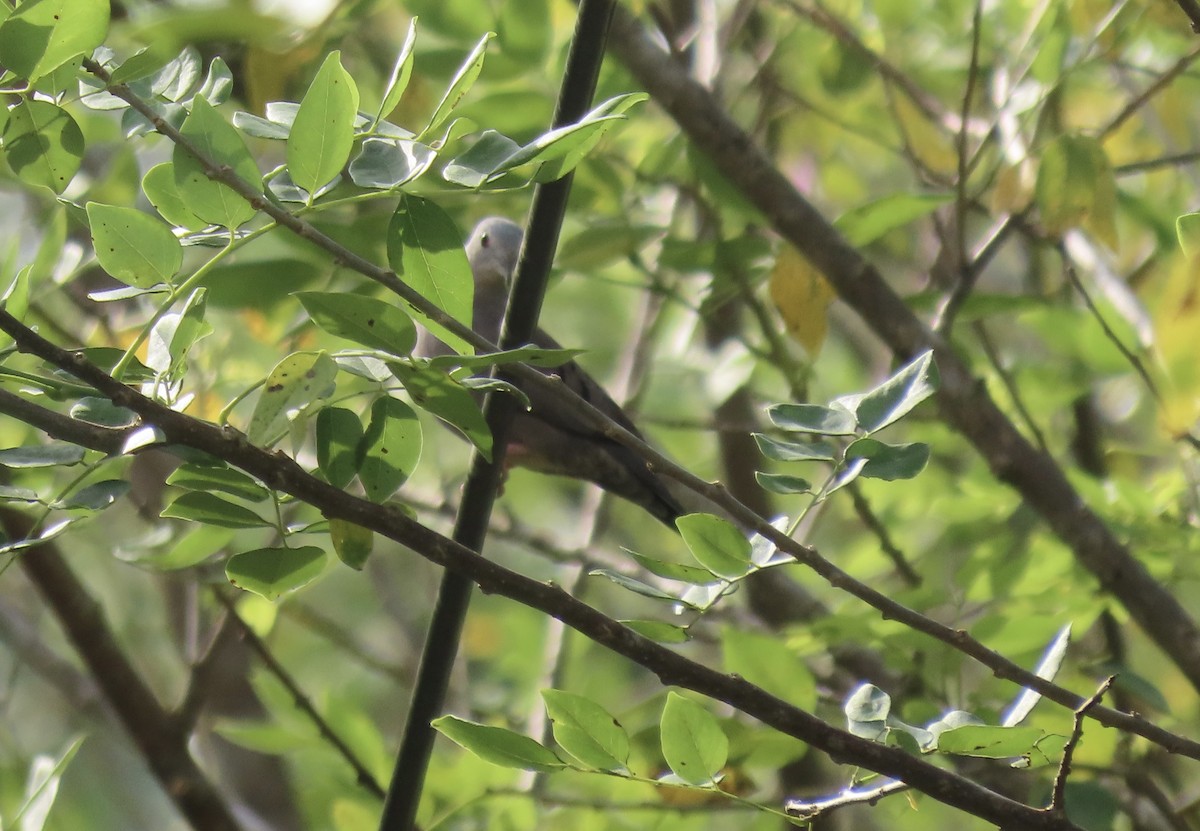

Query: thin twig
<box><xmin>1049</xmin><ymin>676</ymin><xmax>1114</xmax><ymax>815</ymax></box>
<box><xmin>0</xmin><ymin>311</ymin><xmax>1087</xmax><ymax>829</ymax></box>
<box><xmin>1100</xmin><ymin>44</ymin><xmax>1200</xmax><ymax>139</ymax></box>
<box><xmin>212</xmin><ymin>590</ymin><xmax>386</xmax><ymax>800</ymax></box>
<box><xmin>1061</xmin><ymin>261</ymin><xmax>1161</xmax><ymax>404</ymax></box>
<box><xmin>62</xmin><ymin>23</ymin><xmax>1200</xmax><ymax>763</ymax></box>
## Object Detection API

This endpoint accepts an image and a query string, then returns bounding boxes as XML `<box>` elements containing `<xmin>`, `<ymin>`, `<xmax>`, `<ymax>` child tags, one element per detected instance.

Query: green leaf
<box><xmin>845</xmin><ymin>438</ymin><xmax>931</xmax><ymax>481</ymax></box>
<box><xmin>432</xmin><ymin>715</ymin><xmax>565</xmax><ymax>772</ymax></box>
<box><xmin>766</xmin><ymin>403</ymin><xmax>856</xmax><ymax>435</ymax></box>
<box><xmin>0</xmin><ymin>444</ymin><xmax>85</xmax><ymax>467</ymax></box>
<box><xmin>296</xmin><ymin>291</ymin><xmax>416</xmax><ymax>356</ymax></box>
<box><xmin>834</xmin><ymin>192</ymin><xmax>954</xmax><ymax>248</ymax></box>
<box><xmin>386</xmin><ymin>195</ymin><xmax>474</xmax><ymax>354</ymax></box>
<box><xmin>357</xmin><ymin>397</ymin><xmax>422</xmax><ymax>501</ymax></box>
<box><xmin>542</xmin><ymin>690</ymin><xmax>630</xmax><ymax>772</ymax></box>
<box><xmin>287</xmin><ymin>51</ymin><xmax>359</xmax><ymax>198</ymax></box>
<box><xmin>419</xmin><ymin>32</ymin><xmax>494</xmax><ymax>141</ymax></box>
<box><xmin>935</xmin><ymin>724</ymin><xmax>1044</xmax><ymax>758</ymax></box>
<box><xmin>1036</xmin><ymin>133</ymin><xmax>1117</xmax><ymax>247</ymax></box>
<box><xmin>837</xmin><ymin>350</ymin><xmax>938</xmax><ymax>434</ymax></box>
<box><xmin>2</xmin><ymin>100</ymin><xmax>84</xmax><ymax>194</ymax></box>
<box><xmin>722</xmin><ymin>627</ymin><xmax>817</xmax><ymax>711</ymax></box>
<box><xmin>1177</xmin><ymin>213</ymin><xmax>1200</xmax><ymax>259</ymax></box>
<box><xmin>0</xmin><ymin>265</ymin><xmax>33</xmax><ymax>337</ymax></box>
<box><xmin>315</xmin><ymin>406</ymin><xmax>363</xmax><ymax>489</ymax></box>
<box><xmin>142</xmin><ymin>162</ymin><xmax>208</xmax><ymax>231</ymax></box>
<box><xmin>0</xmin><ymin>0</ymin><xmax>108</xmax><ymax>82</ymax></box>
<box><xmin>389</xmin><ymin>362</ymin><xmax>491</xmax><ymax>461</ymax></box>
<box><xmin>153</xmin><ymin>526</ymin><xmax>234</xmax><ymax>570</ymax></box>
<box><xmin>375</xmin><ymin>18</ymin><xmax>418</xmax><ymax>125</ymax></box>
<box><xmin>13</xmin><ymin>734</ymin><xmax>85</xmax><ymax>831</ymax></box>
<box><xmin>845</xmin><ymin>683</ymin><xmax>891</xmax><ymax>720</ymax></box>
<box><xmin>441</xmin><ymin>129</ymin><xmax>521</xmax><ymax>188</ymax></box>
<box><xmin>163</xmin><ymin>288</ymin><xmax>212</xmax><ymax>374</ymax></box>
<box><xmin>427</xmin><ymin>344</ymin><xmax>583</xmax><ymax>371</ymax></box>
<box><xmin>621</xmin><ymin>619</ymin><xmax>690</xmax><ymax>644</ymax></box>
<box><xmin>588</xmin><ymin>569</ymin><xmax>682</xmax><ymax>604</ymax></box>
<box><xmin>753</xmin><ymin>434</ymin><xmax>837</xmax><ymax>462</ymax></box>
<box><xmin>330</xmin><ymin>518</ymin><xmax>372</xmax><ymax>570</ymax></box>
<box><xmin>246</xmin><ymin>351</ymin><xmax>338</xmax><ymax>446</ymax></box>
<box><xmin>676</xmin><ymin>513</ymin><xmax>752</xmax><ymax>579</ymax></box>
<box><xmin>627</xmin><ymin>550</ymin><xmax>717</xmax><ymax>584</ymax></box>
<box><xmin>86</xmin><ymin>203</ymin><xmax>183</xmax><ymax>288</ymax></box>
<box><xmin>161</xmin><ymin>492</ymin><xmax>272</xmax><ymax>528</ymax></box>
<box><xmin>58</xmin><ymin>480</ymin><xmax>129</xmax><ymax>511</ymax></box>
<box><xmin>844</xmin><ymin>684</ymin><xmax>890</xmax><ymax>741</ymax></box>
<box><xmin>659</xmin><ymin>692</ymin><xmax>728</xmax><ymax>787</ymax></box>
<box><xmin>754</xmin><ymin>472</ymin><xmax>812</xmax><ymax>494</ymax></box>
<box><xmin>109</xmin><ymin>47</ymin><xmax>168</xmax><ymax>84</ymax></box>
<box><xmin>348</xmin><ymin>138</ymin><xmax>436</xmax><ymax>189</ymax></box>
<box><xmin>194</xmin><ymin>56</ymin><xmax>233</xmax><ymax>106</ymax></box>
<box><xmin>226</xmin><ymin>545</ymin><xmax>327</xmax><ymax>600</ymax></box>
<box><xmin>174</xmin><ymin>96</ymin><xmax>261</xmax><ymax>229</ymax></box>
<box><xmin>167</xmin><ymin>464</ymin><xmax>270</xmax><ymax>502</ymax></box>
<box><xmin>513</xmin><ymin>94</ymin><xmax>648</xmax><ymax>184</ymax></box>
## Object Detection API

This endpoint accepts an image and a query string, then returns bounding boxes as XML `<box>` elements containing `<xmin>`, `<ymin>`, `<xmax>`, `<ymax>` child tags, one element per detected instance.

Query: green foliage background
<box><xmin>1</xmin><ymin>0</ymin><xmax>1200</xmax><ymax>829</ymax></box>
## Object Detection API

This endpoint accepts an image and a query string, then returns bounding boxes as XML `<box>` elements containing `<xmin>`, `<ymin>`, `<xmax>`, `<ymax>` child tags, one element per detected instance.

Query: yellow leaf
<box><xmin>1151</xmin><ymin>255</ymin><xmax>1200</xmax><ymax>439</ymax></box>
<box><xmin>768</xmin><ymin>245</ymin><xmax>836</xmax><ymax>355</ymax></box>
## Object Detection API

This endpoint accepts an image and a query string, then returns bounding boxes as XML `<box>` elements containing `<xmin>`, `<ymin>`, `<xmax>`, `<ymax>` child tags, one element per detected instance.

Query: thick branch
<box><xmin>1</xmin><ymin>509</ymin><xmax>242</xmax><ymax>831</ymax></box>
<box><xmin>0</xmin><ymin>315</ymin><xmax>1079</xmax><ymax>830</ymax></box>
<box><xmin>606</xmin><ymin>0</ymin><xmax>1200</xmax><ymax>694</ymax></box>
<box><xmin>67</xmin><ymin>49</ymin><xmax>1200</xmax><ymax>759</ymax></box>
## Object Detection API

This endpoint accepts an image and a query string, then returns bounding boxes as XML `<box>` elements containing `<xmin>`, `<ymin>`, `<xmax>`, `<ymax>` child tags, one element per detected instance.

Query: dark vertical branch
<box><xmin>2</xmin><ymin>509</ymin><xmax>243</xmax><ymax>831</ymax></box>
<box><xmin>378</xmin><ymin>3</ymin><xmax>617</xmax><ymax>829</ymax></box>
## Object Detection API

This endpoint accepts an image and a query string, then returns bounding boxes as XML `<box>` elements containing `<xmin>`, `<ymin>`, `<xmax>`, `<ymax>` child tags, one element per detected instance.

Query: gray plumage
<box><xmin>416</xmin><ymin>217</ymin><xmax>685</xmax><ymax>526</ymax></box>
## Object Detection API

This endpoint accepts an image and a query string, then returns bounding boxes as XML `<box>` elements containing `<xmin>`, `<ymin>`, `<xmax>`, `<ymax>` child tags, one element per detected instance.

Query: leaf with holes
<box><xmin>2</xmin><ymin>101</ymin><xmax>84</xmax><ymax>194</ymax></box>
<box><xmin>386</xmin><ymin>195</ymin><xmax>474</xmax><ymax>354</ymax></box>
<box><xmin>660</xmin><ymin>693</ymin><xmax>727</xmax><ymax>787</ymax></box>
<box><xmin>357</xmin><ymin>397</ymin><xmax>422</xmax><ymax>502</ymax></box>
<box><xmin>173</xmin><ymin>96</ymin><xmax>261</xmax><ymax>229</ymax></box>
<box><xmin>246</xmin><ymin>352</ymin><xmax>338</xmax><ymax>446</ymax></box>
<box><xmin>296</xmin><ymin>291</ymin><xmax>416</xmax><ymax>356</ymax></box>
<box><xmin>287</xmin><ymin>51</ymin><xmax>359</xmax><ymax>198</ymax></box>
<box><xmin>542</xmin><ymin>690</ymin><xmax>630</xmax><ymax>772</ymax></box>
<box><xmin>87</xmin><ymin>203</ymin><xmax>183</xmax><ymax>289</ymax></box>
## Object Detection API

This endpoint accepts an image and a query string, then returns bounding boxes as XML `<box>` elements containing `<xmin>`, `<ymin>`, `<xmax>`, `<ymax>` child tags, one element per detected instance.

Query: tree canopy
<box><xmin>2</xmin><ymin>1</ymin><xmax>1200</xmax><ymax>830</ymax></box>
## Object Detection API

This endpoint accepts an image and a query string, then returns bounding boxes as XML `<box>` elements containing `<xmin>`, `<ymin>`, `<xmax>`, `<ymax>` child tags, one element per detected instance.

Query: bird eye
<box><xmin>480</xmin><ymin>233</ymin><xmax>490</xmax><ymax>248</ymax></box>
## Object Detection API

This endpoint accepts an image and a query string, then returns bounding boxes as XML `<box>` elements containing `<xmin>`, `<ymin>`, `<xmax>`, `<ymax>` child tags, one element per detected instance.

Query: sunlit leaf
<box><xmin>87</xmin><ymin>203</ymin><xmax>183</xmax><ymax>288</ymax></box>
<box><xmin>542</xmin><ymin>690</ymin><xmax>630</xmax><ymax>772</ymax></box>
<box><xmin>660</xmin><ymin>692</ymin><xmax>727</xmax><ymax>787</ymax></box>
<box><xmin>768</xmin><ymin>245</ymin><xmax>835</xmax><ymax>355</ymax></box>
<box><xmin>386</xmin><ymin>195</ymin><xmax>474</xmax><ymax>354</ymax></box>
<box><xmin>432</xmin><ymin>715</ymin><xmax>565</xmax><ymax>772</ymax></box>
<box><xmin>2</xmin><ymin>101</ymin><xmax>84</xmax><ymax>194</ymax></box>
<box><xmin>676</xmin><ymin>513</ymin><xmax>752</xmax><ymax>579</ymax></box>
<box><xmin>296</xmin><ymin>291</ymin><xmax>417</xmax><ymax>356</ymax></box>
<box><xmin>287</xmin><ymin>51</ymin><xmax>359</xmax><ymax>198</ymax></box>
<box><xmin>246</xmin><ymin>352</ymin><xmax>338</xmax><ymax>446</ymax></box>
<box><xmin>357</xmin><ymin>397</ymin><xmax>422</xmax><ymax>502</ymax></box>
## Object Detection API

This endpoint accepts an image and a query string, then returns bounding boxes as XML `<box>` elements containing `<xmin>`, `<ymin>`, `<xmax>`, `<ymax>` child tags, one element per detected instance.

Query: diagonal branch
<box><xmin>0</xmin><ymin>313</ymin><xmax>1081</xmax><ymax>831</ymax></box>
<box><xmin>605</xmin><ymin>0</ymin><xmax>1200</xmax><ymax>696</ymax></box>
<box><xmin>0</xmin><ymin>508</ymin><xmax>243</xmax><ymax>831</ymax></box>
<box><xmin>67</xmin><ymin>43</ymin><xmax>1200</xmax><ymax>759</ymax></box>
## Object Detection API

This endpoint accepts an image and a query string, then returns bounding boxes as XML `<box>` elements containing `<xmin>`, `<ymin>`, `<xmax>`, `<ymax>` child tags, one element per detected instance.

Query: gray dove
<box><xmin>415</xmin><ymin>217</ymin><xmax>685</xmax><ymax>526</ymax></box>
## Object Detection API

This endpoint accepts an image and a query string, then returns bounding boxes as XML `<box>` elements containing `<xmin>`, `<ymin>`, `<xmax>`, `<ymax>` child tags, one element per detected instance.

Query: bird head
<box><xmin>466</xmin><ymin>217</ymin><xmax>524</xmax><ymax>290</ymax></box>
